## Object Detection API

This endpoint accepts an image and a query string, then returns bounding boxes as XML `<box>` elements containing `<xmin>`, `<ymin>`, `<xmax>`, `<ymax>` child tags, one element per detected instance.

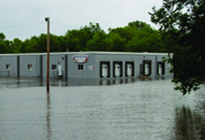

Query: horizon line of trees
<box><xmin>0</xmin><ymin>21</ymin><xmax>169</xmax><ymax>53</ymax></box>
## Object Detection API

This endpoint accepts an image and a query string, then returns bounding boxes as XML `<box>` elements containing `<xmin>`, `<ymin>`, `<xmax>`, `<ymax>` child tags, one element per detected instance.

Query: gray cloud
<box><xmin>0</xmin><ymin>0</ymin><xmax>162</xmax><ymax>40</ymax></box>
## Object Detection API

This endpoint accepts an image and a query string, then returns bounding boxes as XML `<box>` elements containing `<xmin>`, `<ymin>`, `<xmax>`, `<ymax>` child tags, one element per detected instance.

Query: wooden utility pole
<box><xmin>45</xmin><ymin>17</ymin><xmax>50</xmax><ymax>92</ymax></box>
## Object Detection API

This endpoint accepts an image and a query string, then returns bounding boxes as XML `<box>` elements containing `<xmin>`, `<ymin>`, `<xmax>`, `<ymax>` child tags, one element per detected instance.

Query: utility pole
<box><xmin>45</xmin><ymin>17</ymin><xmax>50</xmax><ymax>93</ymax></box>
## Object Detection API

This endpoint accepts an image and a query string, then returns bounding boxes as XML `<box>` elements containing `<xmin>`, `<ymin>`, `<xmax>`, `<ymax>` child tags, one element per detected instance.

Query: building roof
<box><xmin>0</xmin><ymin>51</ymin><xmax>171</xmax><ymax>56</ymax></box>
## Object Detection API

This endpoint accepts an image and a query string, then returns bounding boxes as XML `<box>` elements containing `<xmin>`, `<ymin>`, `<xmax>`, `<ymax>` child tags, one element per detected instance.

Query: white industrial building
<box><xmin>0</xmin><ymin>52</ymin><xmax>172</xmax><ymax>79</ymax></box>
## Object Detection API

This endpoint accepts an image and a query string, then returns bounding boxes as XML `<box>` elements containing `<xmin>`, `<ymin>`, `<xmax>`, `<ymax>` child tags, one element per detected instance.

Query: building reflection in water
<box><xmin>172</xmin><ymin>105</ymin><xmax>205</xmax><ymax>139</ymax></box>
<box><xmin>1</xmin><ymin>76</ymin><xmax>173</xmax><ymax>88</ymax></box>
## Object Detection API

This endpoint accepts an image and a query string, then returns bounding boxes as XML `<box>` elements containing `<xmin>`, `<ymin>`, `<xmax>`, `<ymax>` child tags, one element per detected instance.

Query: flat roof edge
<box><xmin>0</xmin><ymin>51</ymin><xmax>171</xmax><ymax>56</ymax></box>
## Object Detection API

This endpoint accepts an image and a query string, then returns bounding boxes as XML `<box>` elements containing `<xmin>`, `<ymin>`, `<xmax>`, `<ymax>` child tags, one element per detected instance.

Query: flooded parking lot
<box><xmin>0</xmin><ymin>77</ymin><xmax>205</xmax><ymax>140</ymax></box>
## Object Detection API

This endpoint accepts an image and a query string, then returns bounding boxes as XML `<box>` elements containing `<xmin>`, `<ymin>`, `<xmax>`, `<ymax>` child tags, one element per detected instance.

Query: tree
<box><xmin>65</xmin><ymin>30</ymin><xmax>82</xmax><ymax>51</ymax></box>
<box><xmin>58</xmin><ymin>36</ymin><xmax>68</xmax><ymax>52</ymax></box>
<box><xmin>65</xmin><ymin>22</ymin><xmax>104</xmax><ymax>51</ymax></box>
<box><xmin>149</xmin><ymin>0</ymin><xmax>205</xmax><ymax>95</ymax></box>
<box><xmin>108</xmin><ymin>32</ymin><xmax>127</xmax><ymax>51</ymax></box>
<box><xmin>0</xmin><ymin>21</ymin><xmax>167</xmax><ymax>53</ymax></box>
<box><xmin>108</xmin><ymin>21</ymin><xmax>165</xmax><ymax>52</ymax></box>
<box><xmin>0</xmin><ymin>33</ymin><xmax>13</xmax><ymax>53</ymax></box>
<box><xmin>49</xmin><ymin>34</ymin><xmax>61</xmax><ymax>52</ymax></box>
<box><xmin>0</xmin><ymin>32</ymin><xmax>6</xmax><ymax>41</ymax></box>
<box><xmin>86</xmin><ymin>31</ymin><xmax>109</xmax><ymax>51</ymax></box>
<box><xmin>10</xmin><ymin>38</ymin><xmax>23</xmax><ymax>53</ymax></box>
<box><xmin>24</xmin><ymin>36</ymin><xmax>38</xmax><ymax>52</ymax></box>
<box><xmin>128</xmin><ymin>22</ymin><xmax>165</xmax><ymax>52</ymax></box>
<box><xmin>0</xmin><ymin>41</ymin><xmax>9</xmax><ymax>53</ymax></box>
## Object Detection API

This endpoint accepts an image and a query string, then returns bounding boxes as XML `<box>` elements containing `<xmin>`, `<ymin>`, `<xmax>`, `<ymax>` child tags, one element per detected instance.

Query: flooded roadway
<box><xmin>0</xmin><ymin>77</ymin><xmax>205</xmax><ymax>140</ymax></box>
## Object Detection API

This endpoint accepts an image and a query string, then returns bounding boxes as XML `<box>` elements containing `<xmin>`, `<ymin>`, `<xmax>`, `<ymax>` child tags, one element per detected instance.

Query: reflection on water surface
<box><xmin>0</xmin><ymin>76</ymin><xmax>205</xmax><ymax>140</ymax></box>
<box><xmin>172</xmin><ymin>105</ymin><xmax>205</xmax><ymax>139</ymax></box>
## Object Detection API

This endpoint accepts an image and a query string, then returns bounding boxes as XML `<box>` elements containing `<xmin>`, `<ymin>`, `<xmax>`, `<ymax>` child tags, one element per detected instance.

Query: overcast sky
<box><xmin>0</xmin><ymin>0</ymin><xmax>162</xmax><ymax>41</ymax></box>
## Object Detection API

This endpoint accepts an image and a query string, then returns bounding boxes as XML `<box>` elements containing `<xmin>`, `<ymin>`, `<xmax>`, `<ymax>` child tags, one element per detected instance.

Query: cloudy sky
<box><xmin>0</xmin><ymin>0</ymin><xmax>162</xmax><ymax>41</ymax></box>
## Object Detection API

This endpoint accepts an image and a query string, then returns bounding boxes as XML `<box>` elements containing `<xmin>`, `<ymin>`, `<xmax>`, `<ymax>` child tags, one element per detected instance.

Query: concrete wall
<box><xmin>42</xmin><ymin>54</ymin><xmax>66</xmax><ymax>78</ymax></box>
<box><xmin>67</xmin><ymin>53</ymin><xmax>96</xmax><ymax>78</ymax></box>
<box><xmin>0</xmin><ymin>52</ymin><xmax>172</xmax><ymax>78</ymax></box>
<box><xmin>156</xmin><ymin>54</ymin><xmax>172</xmax><ymax>76</ymax></box>
<box><xmin>0</xmin><ymin>55</ymin><xmax>17</xmax><ymax>76</ymax></box>
<box><xmin>19</xmin><ymin>55</ymin><xmax>41</xmax><ymax>77</ymax></box>
<box><xmin>95</xmin><ymin>53</ymin><xmax>157</xmax><ymax>78</ymax></box>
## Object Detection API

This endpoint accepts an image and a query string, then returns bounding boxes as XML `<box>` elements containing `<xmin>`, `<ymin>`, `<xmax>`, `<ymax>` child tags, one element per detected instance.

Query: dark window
<box><xmin>52</xmin><ymin>64</ymin><xmax>57</xmax><ymax>70</ymax></box>
<box><xmin>6</xmin><ymin>64</ymin><xmax>10</xmax><ymax>70</ymax></box>
<box><xmin>78</xmin><ymin>64</ymin><xmax>84</xmax><ymax>70</ymax></box>
<box><xmin>28</xmin><ymin>64</ymin><xmax>33</xmax><ymax>70</ymax></box>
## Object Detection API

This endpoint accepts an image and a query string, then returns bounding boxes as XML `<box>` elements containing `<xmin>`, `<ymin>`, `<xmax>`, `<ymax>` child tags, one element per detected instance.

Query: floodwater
<box><xmin>0</xmin><ymin>77</ymin><xmax>205</xmax><ymax>140</ymax></box>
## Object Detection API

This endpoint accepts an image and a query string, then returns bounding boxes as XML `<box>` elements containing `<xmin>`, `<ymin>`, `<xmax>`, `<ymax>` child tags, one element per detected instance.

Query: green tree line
<box><xmin>0</xmin><ymin>21</ymin><xmax>169</xmax><ymax>53</ymax></box>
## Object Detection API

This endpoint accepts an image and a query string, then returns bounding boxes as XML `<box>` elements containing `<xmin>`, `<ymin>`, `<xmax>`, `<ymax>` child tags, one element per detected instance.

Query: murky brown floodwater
<box><xmin>0</xmin><ymin>77</ymin><xmax>205</xmax><ymax>140</ymax></box>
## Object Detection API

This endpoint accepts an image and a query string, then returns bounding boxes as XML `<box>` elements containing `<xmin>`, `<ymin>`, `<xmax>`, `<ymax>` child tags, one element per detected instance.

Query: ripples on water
<box><xmin>0</xmin><ymin>77</ymin><xmax>205</xmax><ymax>140</ymax></box>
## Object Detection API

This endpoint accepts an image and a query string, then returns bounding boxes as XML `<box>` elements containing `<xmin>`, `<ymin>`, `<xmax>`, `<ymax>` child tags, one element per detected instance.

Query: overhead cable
<box><xmin>0</xmin><ymin>22</ymin><xmax>45</xmax><ymax>29</ymax></box>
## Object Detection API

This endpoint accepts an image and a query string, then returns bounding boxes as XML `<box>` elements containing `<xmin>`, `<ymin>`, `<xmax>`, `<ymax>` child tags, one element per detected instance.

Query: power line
<box><xmin>0</xmin><ymin>22</ymin><xmax>45</xmax><ymax>29</ymax></box>
<box><xmin>51</xmin><ymin>22</ymin><xmax>79</xmax><ymax>28</ymax></box>
<box><xmin>0</xmin><ymin>22</ymin><xmax>79</xmax><ymax>30</ymax></box>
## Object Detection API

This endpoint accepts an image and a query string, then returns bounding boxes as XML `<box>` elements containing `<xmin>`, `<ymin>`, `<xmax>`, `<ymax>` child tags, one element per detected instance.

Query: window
<box><xmin>27</xmin><ymin>64</ymin><xmax>33</xmax><ymax>70</ymax></box>
<box><xmin>6</xmin><ymin>64</ymin><xmax>10</xmax><ymax>70</ymax></box>
<box><xmin>78</xmin><ymin>64</ymin><xmax>84</xmax><ymax>70</ymax></box>
<box><xmin>52</xmin><ymin>64</ymin><xmax>57</xmax><ymax>70</ymax></box>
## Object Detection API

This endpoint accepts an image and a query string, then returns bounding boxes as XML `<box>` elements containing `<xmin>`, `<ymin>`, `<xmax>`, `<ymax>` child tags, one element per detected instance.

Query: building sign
<box><xmin>72</xmin><ymin>55</ymin><xmax>88</xmax><ymax>63</ymax></box>
<box><xmin>89</xmin><ymin>66</ymin><xmax>95</xmax><ymax>70</ymax></box>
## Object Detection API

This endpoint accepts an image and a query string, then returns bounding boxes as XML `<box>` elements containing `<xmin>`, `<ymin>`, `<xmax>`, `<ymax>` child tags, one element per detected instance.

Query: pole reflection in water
<box><xmin>1</xmin><ymin>76</ymin><xmax>205</xmax><ymax>139</ymax></box>
<box><xmin>46</xmin><ymin>91</ymin><xmax>51</xmax><ymax>140</ymax></box>
<box><xmin>172</xmin><ymin>105</ymin><xmax>205</xmax><ymax>139</ymax></box>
